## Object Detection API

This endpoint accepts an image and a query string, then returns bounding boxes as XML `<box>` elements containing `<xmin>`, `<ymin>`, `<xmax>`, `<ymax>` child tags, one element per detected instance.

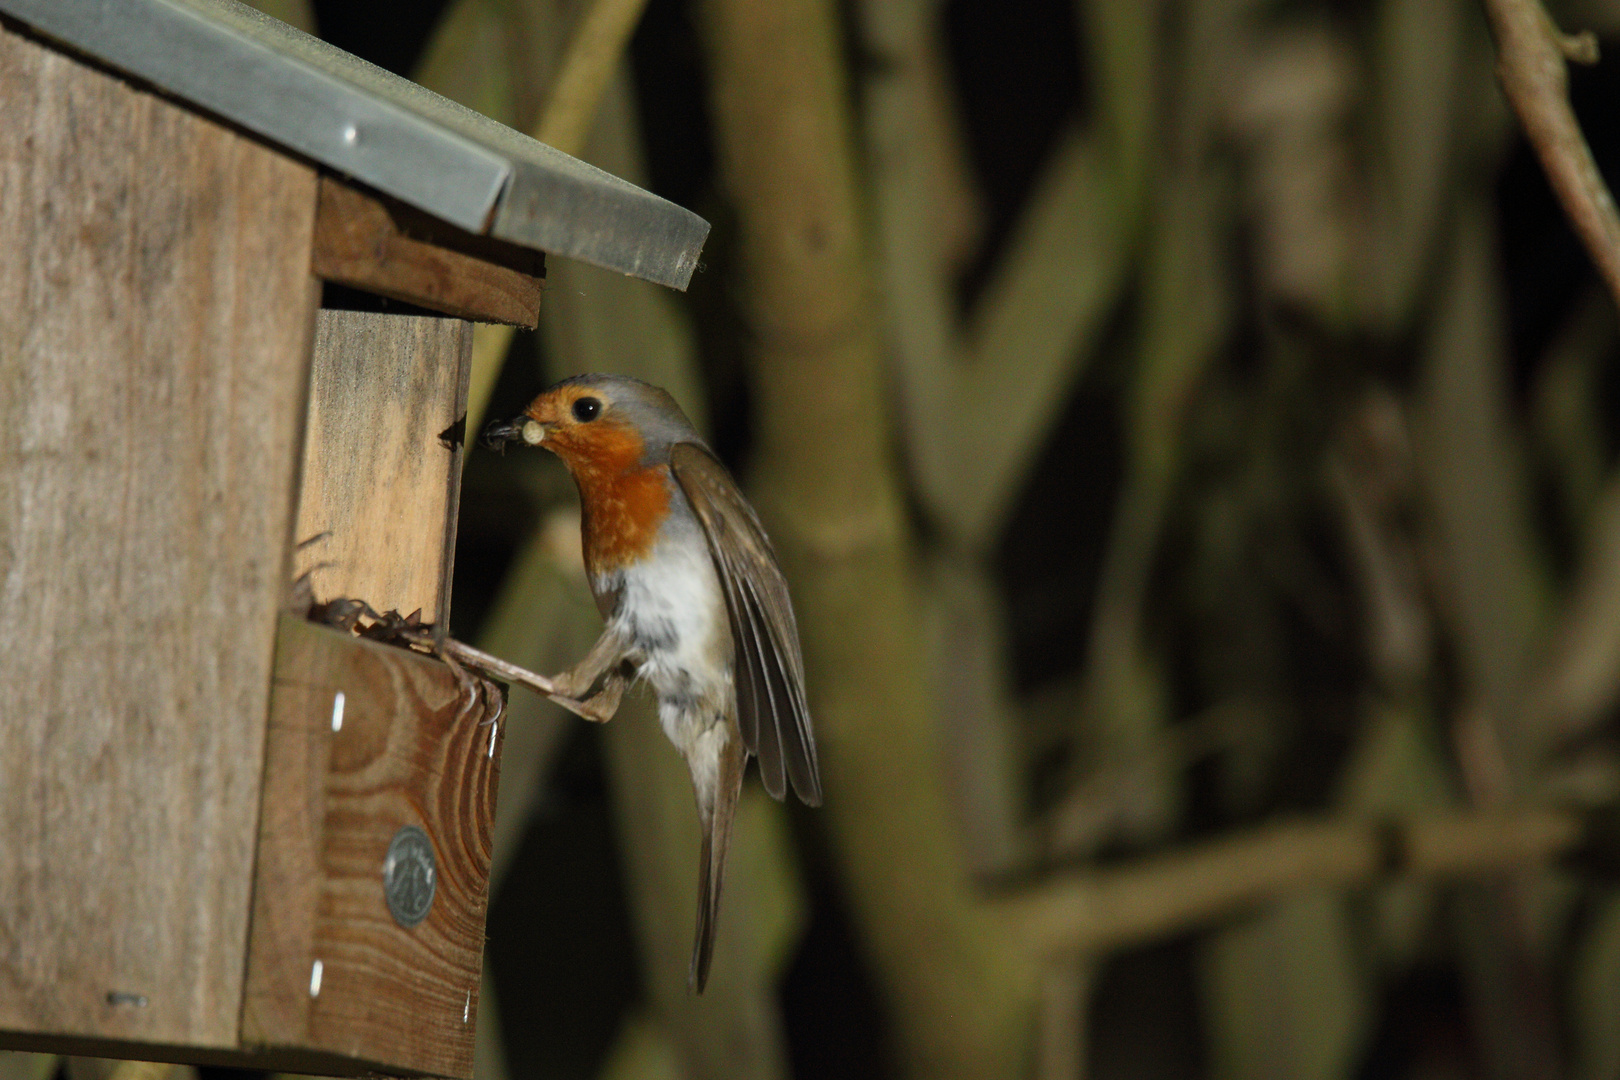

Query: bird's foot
<box><xmin>547</xmin><ymin>671</ymin><xmax>626</xmax><ymax>724</ymax></box>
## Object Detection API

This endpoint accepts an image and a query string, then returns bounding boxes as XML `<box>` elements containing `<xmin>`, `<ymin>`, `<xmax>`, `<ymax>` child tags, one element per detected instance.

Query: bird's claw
<box><xmin>547</xmin><ymin>671</ymin><xmax>626</xmax><ymax>724</ymax></box>
<box><xmin>438</xmin><ymin>643</ymin><xmax>494</xmax><ymax>727</ymax></box>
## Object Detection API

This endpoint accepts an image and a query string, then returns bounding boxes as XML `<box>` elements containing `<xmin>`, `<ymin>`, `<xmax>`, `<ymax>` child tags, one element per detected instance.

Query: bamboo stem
<box><xmin>697</xmin><ymin>0</ymin><xmax>1038</xmax><ymax>1075</ymax></box>
<box><xmin>536</xmin><ymin>0</ymin><xmax>654</xmax><ymax>157</ymax></box>
<box><xmin>1004</xmin><ymin>808</ymin><xmax>1583</xmax><ymax>958</ymax></box>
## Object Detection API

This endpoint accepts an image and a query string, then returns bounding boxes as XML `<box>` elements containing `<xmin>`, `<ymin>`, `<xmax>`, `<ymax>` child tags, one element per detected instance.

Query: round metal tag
<box><xmin>382</xmin><ymin>825</ymin><xmax>436</xmax><ymax>928</ymax></box>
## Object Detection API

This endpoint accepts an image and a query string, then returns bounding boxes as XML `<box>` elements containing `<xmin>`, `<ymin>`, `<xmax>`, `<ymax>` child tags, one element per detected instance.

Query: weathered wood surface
<box><xmin>242</xmin><ymin>617</ymin><xmax>501</xmax><ymax>1079</ymax></box>
<box><xmin>293</xmin><ymin>309</ymin><xmax>472</xmax><ymax>626</ymax></box>
<box><xmin>0</xmin><ymin>23</ymin><xmax>320</xmax><ymax>1049</ymax></box>
<box><xmin>312</xmin><ymin>176</ymin><xmax>544</xmax><ymax>327</ymax></box>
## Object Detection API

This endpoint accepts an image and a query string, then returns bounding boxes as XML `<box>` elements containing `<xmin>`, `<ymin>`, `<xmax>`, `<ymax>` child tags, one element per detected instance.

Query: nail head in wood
<box><xmin>383</xmin><ymin>826</ymin><xmax>438</xmax><ymax>929</ymax></box>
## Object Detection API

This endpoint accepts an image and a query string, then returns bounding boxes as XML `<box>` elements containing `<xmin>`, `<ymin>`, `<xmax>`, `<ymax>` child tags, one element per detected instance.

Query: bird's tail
<box><xmin>690</xmin><ymin>733</ymin><xmax>746</xmax><ymax>993</ymax></box>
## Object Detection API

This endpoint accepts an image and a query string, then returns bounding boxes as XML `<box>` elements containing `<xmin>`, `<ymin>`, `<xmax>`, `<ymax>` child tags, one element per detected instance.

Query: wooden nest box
<box><xmin>0</xmin><ymin>1</ymin><xmax>708</xmax><ymax>1075</ymax></box>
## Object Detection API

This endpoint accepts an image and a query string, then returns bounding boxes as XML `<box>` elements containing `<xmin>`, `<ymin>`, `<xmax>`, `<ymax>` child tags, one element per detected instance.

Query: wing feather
<box><xmin>670</xmin><ymin>442</ymin><xmax>822</xmax><ymax>805</ymax></box>
<box><xmin>735</xmin><ymin>570</ymin><xmax>785</xmax><ymax>798</ymax></box>
<box><xmin>738</xmin><ymin>571</ymin><xmax>818</xmax><ymax>800</ymax></box>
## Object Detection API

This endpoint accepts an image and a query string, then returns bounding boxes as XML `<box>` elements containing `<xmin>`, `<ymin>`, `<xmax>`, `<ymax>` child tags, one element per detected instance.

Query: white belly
<box><xmin>598</xmin><ymin>526</ymin><xmax>734</xmax><ymax>758</ymax></box>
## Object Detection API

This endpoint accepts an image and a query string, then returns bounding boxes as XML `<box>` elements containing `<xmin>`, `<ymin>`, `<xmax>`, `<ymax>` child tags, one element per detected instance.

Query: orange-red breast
<box><xmin>482</xmin><ymin>374</ymin><xmax>821</xmax><ymax>992</ymax></box>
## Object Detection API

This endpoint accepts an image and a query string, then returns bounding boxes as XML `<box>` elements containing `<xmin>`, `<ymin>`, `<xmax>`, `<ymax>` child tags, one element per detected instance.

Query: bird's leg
<box><xmin>548</xmin><ymin>626</ymin><xmax>633</xmax><ymax>697</ymax></box>
<box><xmin>550</xmin><ymin>669</ymin><xmax>627</xmax><ymax>724</ymax></box>
<box><xmin>546</xmin><ymin>627</ymin><xmax>635</xmax><ymax>723</ymax></box>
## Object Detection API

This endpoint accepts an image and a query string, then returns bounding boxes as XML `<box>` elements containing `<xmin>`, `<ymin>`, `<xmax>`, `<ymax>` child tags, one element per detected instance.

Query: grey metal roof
<box><xmin>1</xmin><ymin>0</ymin><xmax>708</xmax><ymax>289</ymax></box>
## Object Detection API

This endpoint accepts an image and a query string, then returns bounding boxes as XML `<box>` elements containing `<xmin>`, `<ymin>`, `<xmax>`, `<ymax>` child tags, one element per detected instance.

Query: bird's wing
<box><xmin>669</xmin><ymin>442</ymin><xmax>822</xmax><ymax>805</ymax></box>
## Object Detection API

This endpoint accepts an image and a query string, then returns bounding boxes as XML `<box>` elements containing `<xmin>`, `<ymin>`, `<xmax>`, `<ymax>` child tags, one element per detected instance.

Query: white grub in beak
<box><xmin>522</xmin><ymin>419</ymin><xmax>546</xmax><ymax>445</ymax></box>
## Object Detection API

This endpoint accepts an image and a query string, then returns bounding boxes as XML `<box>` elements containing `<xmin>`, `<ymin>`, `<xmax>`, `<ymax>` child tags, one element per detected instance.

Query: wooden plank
<box><xmin>312</xmin><ymin>176</ymin><xmax>544</xmax><ymax>328</ymax></box>
<box><xmin>292</xmin><ymin>309</ymin><xmax>473</xmax><ymax>626</ymax></box>
<box><xmin>242</xmin><ymin>617</ymin><xmax>502</xmax><ymax>1080</ymax></box>
<box><xmin>0</xmin><ymin>23</ymin><xmax>319</xmax><ymax>1049</ymax></box>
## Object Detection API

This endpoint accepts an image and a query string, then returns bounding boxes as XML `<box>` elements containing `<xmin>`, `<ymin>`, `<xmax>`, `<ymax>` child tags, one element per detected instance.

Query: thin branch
<box><xmin>1002</xmin><ymin>808</ymin><xmax>1582</xmax><ymax>958</ymax></box>
<box><xmin>1482</xmin><ymin>0</ymin><xmax>1620</xmax><ymax>310</ymax></box>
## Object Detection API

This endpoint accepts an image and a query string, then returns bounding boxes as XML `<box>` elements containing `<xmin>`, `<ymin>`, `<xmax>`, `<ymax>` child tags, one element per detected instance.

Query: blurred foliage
<box><xmin>236</xmin><ymin>0</ymin><xmax>1620</xmax><ymax>1077</ymax></box>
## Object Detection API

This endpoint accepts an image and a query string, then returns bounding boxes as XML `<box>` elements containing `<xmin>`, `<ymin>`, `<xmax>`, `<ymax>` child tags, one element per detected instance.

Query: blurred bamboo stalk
<box><xmin>855</xmin><ymin>0</ymin><xmax>1161</xmax><ymax>878</ymax></box>
<box><xmin>950</xmin><ymin>0</ymin><xmax>1156</xmax><ymax>549</ymax></box>
<box><xmin>1005</xmin><ymin>806</ymin><xmax>1583</xmax><ymax>958</ymax></box>
<box><xmin>853</xmin><ymin>0</ymin><xmax>1021</xmax><ymax>877</ymax></box>
<box><xmin>854</xmin><ymin>0</ymin><xmax>964</xmax><ymax>529</ymax></box>
<box><xmin>860</xmin><ymin>0</ymin><xmax>1155</xmax><ymax>553</ymax></box>
<box><xmin>597</xmin><ymin>1012</ymin><xmax>687</xmax><ymax>1080</ymax></box>
<box><xmin>1525</xmin><ymin>295</ymin><xmax>1620</xmax><ymax>745</ymax></box>
<box><xmin>1533</xmin><ymin>480</ymin><xmax>1620</xmax><ymax>739</ymax></box>
<box><xmin>697</xmin><ymin>0</ymin><xmax>1039</xmax><ymax>1075</ymax></box>
<box><xmin>921</xmin><ymin>556</ymin><xmax>1027</xmax><ymax>874</ymax></box>
<box><xmin>604</xmin><ymin>718</ymin><xmax>798</xmax><ymax>1080</ymax></box>
<box><xmin>955</xmin><ymin>126</ymin><xmax>1136</xmax><ymax>548</ymax></box>
<box><xmin>1363</xmin><ymin>0</ymin><xmax>1467</xmax><ymax>328</ymax></box>
<box><xmin>1481</xmin><ymin>0</ymin><xmax>1620</xmax><ymax>312</ymax></box>
<box><xmin>1200</xmin><ymin>890</ymin><xmax>1367</xmax><ymax>1080</ymax></box>
<box><xmin>1415</xmin><ymin>188</ymin><xmax>1564</xmax><ymax>1080</ymax></box>
<box><xmin>1572</xmin><ymin>890</ymin><xmax>1620</xmax><ymax>1080</ymax></box>
<box><xmin>416</xmin><ymin>0</ymin><xmax>518</xmax><ymax>126</ymax></box>
<box><xmin>1071</xmin><ymin>0</ymin><xmax>1241</xmax><ymax>855</ymax></box>
<box><xmin>535</xmin><ymin>0</ymin><xmax>651</xmax><ymax>155</ymax></box>
<box><xmin>1418</xmin><ymin>204</ymin><xmax>1551</xmax><ymax>776</ymax></box>
<box><xmin>1035</xmin><ymin>961</ymin><xmax>1092</xmax><ymax>1080</ymax></box>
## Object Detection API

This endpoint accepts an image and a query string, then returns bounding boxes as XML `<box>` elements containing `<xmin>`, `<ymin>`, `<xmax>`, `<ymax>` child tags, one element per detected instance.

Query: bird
<box><xmin>482</xmin><ymin>374</ymin><xmax>821</xmax><ymax>992</ymax></box>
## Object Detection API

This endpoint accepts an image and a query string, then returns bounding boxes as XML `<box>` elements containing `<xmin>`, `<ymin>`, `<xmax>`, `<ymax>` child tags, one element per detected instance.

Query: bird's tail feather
<box><xmin>689</xmin><ymin>735</ymin><xmax>746</xmax><ymax>993</ymax></box>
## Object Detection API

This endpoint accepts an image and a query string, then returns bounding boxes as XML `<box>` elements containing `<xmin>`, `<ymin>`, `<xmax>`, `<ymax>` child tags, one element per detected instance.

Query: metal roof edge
<box><xmin>0</xmin><ymin>0</ymin><xmax>709</xmax><ymax>288</ymax></box>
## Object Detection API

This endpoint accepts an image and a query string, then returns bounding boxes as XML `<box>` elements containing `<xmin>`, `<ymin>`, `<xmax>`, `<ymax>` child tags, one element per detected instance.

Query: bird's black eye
<box><xmin>572</xmin><ymin>396</ymin><xmax>602</xmax><ymax>422</ymax></box>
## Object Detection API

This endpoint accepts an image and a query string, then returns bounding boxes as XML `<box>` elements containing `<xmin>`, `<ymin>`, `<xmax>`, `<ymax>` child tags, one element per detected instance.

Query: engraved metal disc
<box><xmin>382</xmin><ymin>825</ymin><xmax>436</xmax><ymax>928</ymax></box>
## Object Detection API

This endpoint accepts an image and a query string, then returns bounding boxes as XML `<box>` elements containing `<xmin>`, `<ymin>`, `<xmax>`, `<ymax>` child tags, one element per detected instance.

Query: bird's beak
<box><xmin>481</xmin><ymin>416</ymin><xmax>547</xmax><ymax>453</ymax></box>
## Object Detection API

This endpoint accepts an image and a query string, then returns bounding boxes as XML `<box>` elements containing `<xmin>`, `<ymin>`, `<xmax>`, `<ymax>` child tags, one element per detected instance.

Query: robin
<box><xmin>482</xmin><ymin>374</ymin><xmax>821</xmax><ymax>992</ymax></box>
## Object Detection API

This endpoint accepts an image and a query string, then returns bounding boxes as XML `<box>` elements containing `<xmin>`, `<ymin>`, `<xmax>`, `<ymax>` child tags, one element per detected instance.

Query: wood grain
<box><xmin>293</xmin><ymin>309</ymin><xmax>472</xmax><ymax>626</ymax></box>
<box><xmin>0</xmin><ymin>23</ymin><xmax>319</xmax><ymax>1048</ymax></box>
<box><xmin>312</xmin><ymin>176</ymin><xmax>544</xmax><ymax>328</ymax></box>
<box><xmin>242</xmin><ymin>616</ymin><xmax>501</xmax><ymax>1079</ymax></box>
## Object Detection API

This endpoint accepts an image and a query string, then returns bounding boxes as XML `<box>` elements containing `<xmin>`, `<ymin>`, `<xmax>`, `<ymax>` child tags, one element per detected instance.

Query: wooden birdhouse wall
<box><xmin>0</xmin><ymin>20</ymin><xmax>322</xmax><ymax>1050</ymax></box>
<box><xmin>0</xmin><ymin>20</ymin><xmax>503</xmax><ymax>1078</ymax></box>
<box><xmin>293</xmin><ymin>307</ymin><xmax>473</xmax><ymax>624</ymax></box>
